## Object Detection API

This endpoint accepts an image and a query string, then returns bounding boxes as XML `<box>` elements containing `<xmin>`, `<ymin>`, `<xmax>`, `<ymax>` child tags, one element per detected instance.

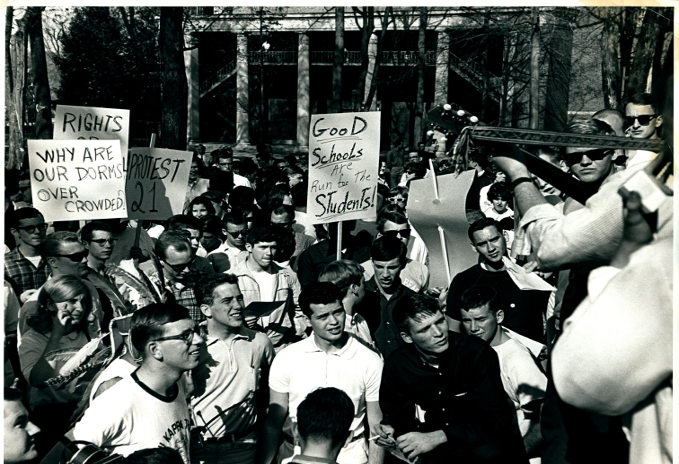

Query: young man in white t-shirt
<box><xmin>70</xmin><ymin>303</ymin><xmax>204</xmax><ymax>464</ymax></box>
<box><xmin>231</xmin><ymin>226</ymin><xmax>304</xmax><ymax>351</ymax></box>
<box><xmin>256</xmin><ymin>283</ymin><xmax>384</xmax><ymax>464</ymax></box>
<box><xmin>460</xmin><ymin>286</ymin><xmax>546</xmax><ymax>462</ymax></box>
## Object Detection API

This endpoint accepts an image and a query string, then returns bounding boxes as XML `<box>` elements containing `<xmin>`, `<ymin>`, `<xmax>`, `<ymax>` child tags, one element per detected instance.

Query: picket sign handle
<box><xmin>438</xmin><ymin>225</ymin><xmax>452</xmax><ymax>283</ymax></box>
<box><xmin>428</xmin><ymin>158</ymin><xmax>439</xmax><ymax>201</ymax></box>
<box><xmin>336</xmin><ymin>221</ymin><xmax>343</xmax><ymax>261</ymax></box>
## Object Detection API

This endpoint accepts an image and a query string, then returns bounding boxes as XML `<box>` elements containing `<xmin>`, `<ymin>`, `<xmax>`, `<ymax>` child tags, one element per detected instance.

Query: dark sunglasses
<box><xmin>54</xmin><ymin>250</ymin><xmax>89</xmax><ymax>262</ymax></box>
<box><xmin>388</xmin><ymin>196</ymin><xmax>407</xmax><ymax>203</ymax></box>
<box><xmin>17</xmin><ymin>223</ymin><xmax>48</xmax><ymax>233</ymax></box>
<box><xmin>563</xmin><ymin>149</ymin><xmax>613</xmax><ymax>165</ymax></box>
<box><xmin>383</xmin><ymin>229</ymin><xmax>411</xmax><ymax>240</ymax></box>
<box><xmin>162</xmin><ymin>256</ymin><xmax>195</xmax><ymax>273</ymax></box>
<box><xmin>227</xmin><ymin>229</ymin><xmax>246</xmax><ymax>238</ymax></box>
<box><xmin>153</xmin><ymin>325</ymin><xmax>202</xmax><ymax>345</ymax></box>
<box><xmin>625</xmin><ymin>115</ymin><xmax>657</xmax><ymax>127</ymax></box>
<box><xmin>88</xmin><ymin>238</ymin><xmax>118</xmax><ymax>246</ymax></box>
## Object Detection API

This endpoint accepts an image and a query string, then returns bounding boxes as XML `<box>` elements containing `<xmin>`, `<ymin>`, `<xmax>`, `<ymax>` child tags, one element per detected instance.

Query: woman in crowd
<box><xmin>187</xmin><ymin>196</ymin><xmax>216</xmax><ymax>219</ymax></box>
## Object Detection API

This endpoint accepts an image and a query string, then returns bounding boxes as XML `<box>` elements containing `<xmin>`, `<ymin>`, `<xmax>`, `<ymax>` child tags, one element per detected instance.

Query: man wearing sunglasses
<box><xmin>362</xmin><ymin>210</ymin><xmax>429</xmax><ymax>294</ymax></box>
<box><xmin>140</xmin><ymin>231</ymin><xmax>215</xmax><ymax>324</ymax></box>
<box><xmin>6</xmin><ymin>208</ymin><xmax>50</xmax><ymax>297</ymax></box>
<box><xmin>625</xmin><ymin>93</ymin><xmax>663</xmax><ymax>141</ymax></box>
<box><xmin>219</xmin><ymin>212</ymin><xmax>250</xmax><ymax>267</ymax></box>
<box><xmin>71</xmin><ymin>303</ymin><xmax>202</xmax><ymax>463</ymax></box>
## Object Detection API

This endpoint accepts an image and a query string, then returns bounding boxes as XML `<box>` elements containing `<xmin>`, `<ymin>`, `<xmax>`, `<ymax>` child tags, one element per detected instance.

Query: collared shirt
<box><xmin>191</xmin><ymin>326</ymin><xmax>275</xmax><ymax>438</ymax></box>
<box><xmin>380</xmin><ymin>332</ymin><xmax>527</xmax><ymax>463</ymax></box>
<box><xmin>4</xmin><ymin>246</ymin><xmax>50</xmax><ymax>296</ymax></box>
<box><xmin>269</xmin><ymin>335</ymin><xmax>383</xmax><ymax>443</ymax></box>
<box><xmin>365</xmin><ymin>278</ymin><xmax>415</xmax><ymax>360</ymax></box>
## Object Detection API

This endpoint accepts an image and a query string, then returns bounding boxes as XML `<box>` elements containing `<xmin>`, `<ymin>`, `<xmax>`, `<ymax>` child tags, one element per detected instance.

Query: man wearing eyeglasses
<box><xmin>71</xmin><ymin>303</ymin><xmax>202</xmax><ymax>463</ymax></box>
<box><xmin>361</xmin><ymin>210</ymin><xmax>429</xmax><ymax>294</ymax></box>
<box><xmin>140</xmin><ymin>231</ymin><xmax>215</xmax><ymax>323</ymax></box>
<box><xmin>5</xmin><ymin>208</ymin><xmax>50</xmax><ymax>298</ymax></box>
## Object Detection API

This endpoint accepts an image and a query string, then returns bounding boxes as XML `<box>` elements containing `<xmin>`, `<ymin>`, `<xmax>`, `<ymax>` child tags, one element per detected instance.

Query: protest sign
<box><xmin>407</xmin><ymin>170</ymin><xmax>478</xmax><ymax>288</ymax></box>
<box><xmin>307</xmin><ymin>112</ymin><xmax>380</xmax><ymax>223</ymax></box>
<box><xmin>27</xmin><ymin>139</ymin><xmax>127</xmax><ymax>222</ymax></box>
<box><xmin>54</xmin><ymin>105</ymin><xmax>130</xmax><ymax>156</ymax></box>
<box><xmin>125</xmin><ymin>147</ymin><xmax>192</xmax><ymax>221</ymax></box>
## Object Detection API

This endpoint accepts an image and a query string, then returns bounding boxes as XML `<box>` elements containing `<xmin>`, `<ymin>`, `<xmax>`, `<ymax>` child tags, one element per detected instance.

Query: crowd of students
<box><xmin>3</xmin><ymin>92</ymin><xmax>672</xmax><ymax>464</ymax></box>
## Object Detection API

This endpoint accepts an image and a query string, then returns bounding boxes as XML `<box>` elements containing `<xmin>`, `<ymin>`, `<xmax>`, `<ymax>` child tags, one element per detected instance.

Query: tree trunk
<box><xmin>159</xmin><ymin>7</ymin><xmax>187</xmax><ymax>150</ymax></box>
<box><xmin>6</xmin><ymin>7</ymin><xmax>28</xmax><ymax>170</ymax></box>
<box><xmin>529</xmin><ymin>8</ymin><xmax>540</xmax><ymax>130</ymax></box>
<box><xmin>626</xmin><ymin>8</ymin><xmax>659</xmax><ymax>97</ymax></box>
<box><xmin>414</xmin><ymin>7</ymin><xmax>426</xmax><ymax>144</ymax></box>
<box><xmin>332</xmin><ymin>7</ymin><xmax>344</xmax><ymax>113</ymax></box>
<box><xmin>364</xmin><ymin>7</ymin><xmax>391</xmax><ymax>110</ymax></box>
<box><xmin>355</xmin><ymin>7</ymin><xmax>374</xmax><ymax>106</ymax></box>
<box><xmin>27</xmin><ymin>7</ymin><xmax>52</xmax><ymax>140</ymax></box>
<box><xmin>600</xmin><ymin>7</ymin><xmax>622</xmax><ymax>109</ymax></box>
<box><xmin>543</xmin><ymin>8</ymin><xmax>573</xmax><ymax>131</ymax></box>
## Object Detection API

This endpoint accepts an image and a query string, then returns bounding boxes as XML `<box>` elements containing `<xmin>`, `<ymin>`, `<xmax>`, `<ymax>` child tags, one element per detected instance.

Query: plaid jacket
<box><xmin>4</xmin><ymin>247</ymin><xmax>50</xmax><ymax>296</ymax></box>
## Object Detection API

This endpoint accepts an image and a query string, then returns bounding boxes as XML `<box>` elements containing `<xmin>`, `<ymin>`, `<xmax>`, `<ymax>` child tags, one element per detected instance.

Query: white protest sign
<box><xmin>27</xmin><ymin>139</ymin><xmax>127</xmax><ymax>222</ymax></box>
<box><xmin>307</xmin><ymin>112</ymin><xmax>380</xmax><ymax>223</ymax></box>
<box><xmin>54</xmin><ymin>105</ymin><xmax>130</xmax><ymax>156</ymax></box>
<box><xmin>125</xmin><ymin>147</ymin><xmax>192</xmax><ymax>221</ymax></box>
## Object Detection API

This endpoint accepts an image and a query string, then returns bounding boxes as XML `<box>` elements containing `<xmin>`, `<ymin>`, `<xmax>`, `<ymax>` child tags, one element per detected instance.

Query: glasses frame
<box><xmin>152</xmin><ymin>326</ymin><xmax>201</xmax><ymax>345</ymax></box>
<box><xmin>383</xmin><ymin>229</ymin><xmax>412</xmax><ymax>239</ymax></box>
<box><xmin>625</xmin><ymin>114</ymin><xmax>657</xmax><ymax>127</ymax></box>
<box><xmin>161</xmin><ymin>255</ymin><xmax>195</xmax><ymax>273</ymax></box>
<box><xmin>17</xmin><ymin>223</ymin><xmax>48</xmax><ymax>233</ymax></box>
<box><xmin>87</xmin><ymin>238</ymin><xmax>118</xmax><ymax>246</ymax></box>
<box><xmin>53</xmin><ymin>250</ymin><xmax>89</xmax><ymax>262</ymax></box>
<box><xmin>226</xmin><ymin>228</ymin><xmax>246</xmax><ymax>238</ymax></box>
<box><xmin>562</xmin><ymin>149</ymin><xmax>614</xmax><ymax>165</ymax></box>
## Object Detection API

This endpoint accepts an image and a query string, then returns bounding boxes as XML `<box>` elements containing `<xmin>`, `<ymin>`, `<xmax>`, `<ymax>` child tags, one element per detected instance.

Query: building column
<box><xmin>235</xmin><ymin>33</ymin><xmax>250</xmax><ymax>146</ymax></box>
<box><xmin>296</xmin><ymin>33</ymin><xmax>310</xmax><ymax>149</ymax></box>
<box><xmin>185</xmin><ymin>35</ymin><xmax>200</xmax><ymax>145</ymax></box>
<box><xmin>434</xmin><ymin>31</ymin><xmax>450</xmax><ymax>107</ymax></box>
<box><xmin>364</xmin><ymin>32</ymin><xmax>378</xmax><ymax>110</ymax></box>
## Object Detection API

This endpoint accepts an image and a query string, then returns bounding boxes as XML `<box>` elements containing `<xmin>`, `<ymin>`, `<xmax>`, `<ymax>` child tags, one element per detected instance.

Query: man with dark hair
<box><xmin>219</xmin><ymin>211</ymin><xmax>249</xmax><ymax>266</ymax></box>
<box><xmin>270</xmin><ymin>204</ymin><xmax>315</xmax><ymax>259</ymax></box>
<box><xmin>625</xmin><ymin>92</ymin><xmax>663</xmax><ymax>140</ymax></box>
<box><xmin>4</xmin><ymin>387</ymin><xmax>40</xmax><ymax>463</ymax></box>
<box><xmin>289</xmin><ymin>388</ymin><xmax>355</xmax><ymax>464</ymax></box>
<box><xmin>5</xmin><ymin>207</ymin><xmax>50</xmax><ymax>297</ymax></box>
<box><xmin>231</xmin><ymin>226</ymin><xmax>304</xmax><ymax>351</ymax></box>
<box><xmin>168</xmin><ymin>214</ymin><xmax>208</xmax><ymax>257</ymax></box>
<box><xmin>446</xmin><ymin>218</ymin><xmax>550</xmax><ymax>344</ymax></box>
<box><xmin>362</xmin><ymin>210</ymin><xmax>428</xmax><ymax>292</ymax></box>
<box><xmin>257</xmin><ymin>282</ymin><xmax>384</xmax><ymax>464</ymax></box>
<box><xmin>190</xmin><ymin>274</ymin><xmax>275</xmax><ymax>464</ymax></box>
<box><xmin>71</xmin><ymin>303</ymin><xmax>200</xmax><ymax>463</ymax></box>
<box><xmin>139</xmin><ymin>231</ymin><xmax>214</xmax><ymax>323</ymax></box>
<box><xmin>374</xmin><ymin>294</ymin><xmax>527</xmax><ymax>464</ymax></box>
<box><xmin>460</xmin><ymin>286</ymin><xmax>547</xmax><ymax>459</ymax></box>
<box><xmin>366</xmin><ymin>237</ymin><xmax>416</xmax><ymax>360</ymax></box>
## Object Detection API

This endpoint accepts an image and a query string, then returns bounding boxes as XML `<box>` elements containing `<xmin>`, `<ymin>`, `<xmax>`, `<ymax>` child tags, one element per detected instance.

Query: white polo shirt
<box><xmin>269</xmin><ymin>335</ymin><xmax>383</xmax><ymax>462</ymax></box>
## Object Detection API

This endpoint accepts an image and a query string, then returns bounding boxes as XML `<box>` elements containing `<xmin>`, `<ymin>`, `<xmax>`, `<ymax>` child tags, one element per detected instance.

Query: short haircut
<box><xmin>229</xmin><ymin>186</ymin><xmax>257</xmax><ymax>208</ymax></box>
<box><xmin>405</xmin><ymin>161</ymin><xmax>426</xmax><ymax>179</ymax></box>
<box><xmin>370</xmin><ymin>236</ymin><xmax>407</xmax><ymax>266</ymax></box>
<box><xmin>155</xmin><ymin>230</ymin><xmax>192</xmax><ymax>260</ymax></box>
<box><xmin>4</xmin><ymin>387</ymin><xmax>22</xmax><ymax>402</ymax></box>
<box><xmin>626</xmin><ymin>92</ymin><xmax>659</xmax><ymax>113</ymax></box>
<box><xmin>460</xmin><ymin>286</ymin><xmax>502</xmax><ymax>314</ymax></box>
<box><xmin>129</xmin><ymin>303</ymin><xmax>191</xmax><ymax>356</ymax></box>
<box><xmin>167</xmin><ymin>214</ymin><xmax>202</xmax><ymax>232</ymax></box>
<box><xmin>119</xmin><ymin>448</ymin><xmax>184</xmax><ymax>464</ymax></box>
<box><xmin>40</xmin><ymin>231</ymin><xmax>81</xmax><ymax>260</ymax></box>
<box><xmin>271</xmin><ymin>204</ymin><xmax>294</xmax><ymax>220</ymax></box>
<box><xmin>195</xmin><ymin>273</ymin><xmax>239</xmax><ymax>306</ymax></box>
<box><xmin>244</xmin><ymin>226</ymin><xmax>277</xmax><ymax>247</ymax></box>
<box><xmin>30</xmin><ymin>275</ymin><xmax>93</xmax><ymax>335</ymax></box>
<box><xmin>8</xmin><ymin>207</ymin><xmax>44</xmax><ymax>230</ymax></box>
<box><xmin>296</xmin><ymin>387</ymin><xmax>354</xmax><ymax>449</ymax></box>
<box><xmin>465</xmin><ymin>209</ymin><xmax>486</xmax><ymax>224</ymax></box>
<box><xmin>223</xmin><ymin>211</ymin><xmax>246</xmax><ymax>228</ymax></box>
<box><xmin>487</xmin><ymin>182</ymin><xmax>511</xmax><ymax>202</ymax></box>
<box><xmin>318</xmin><ymin>260</ymin><xmax>364</xmax><ymax>297</ymax></box>
<box><xmin>299</xmin><ymin>282</ymin><xmax>344</xmax><ymax>317</ymax></box>
<box><xmin>377</xmin><ymin>210</ymin><xmax>408</xmax><ymax>233</ymax></box>
<box><xmin>564</xmin><ymin>120</ymin><xmax>611</xmax><ymax>136</ymax></box>
<box><xmin>393</xmin><ymin>293</ymin><xmax>441</xmax><ymax>334</ymax></box>
<box><xmin>201</xmin><ymin>215</ymin><xmax>224</xmax><ymax>235</ymax></box>
<box><xmin>80</xmin><ymin>221</ymin><xmax>111</xmax><ymax>242</ymax></box>
<box><xmin>467</xmin><ymin>217</ymin><xmax>500</xmax><ymax>242</ymax></box>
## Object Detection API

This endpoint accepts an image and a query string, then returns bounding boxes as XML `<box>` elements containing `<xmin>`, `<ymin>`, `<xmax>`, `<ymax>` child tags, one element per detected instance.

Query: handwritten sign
<box><xmin>125</xmin><ymin>147</ymin><xmax>192</xmax><ymax>221</ymax></box>
<box><xmin>307</xmin><ymin>112</ymin><xmax>380</xmax><ymax>223</ymax></box>
<box><xmin>27</xmin><ymin>139</ymin><xmax>127</xmax><ymax>222</ymax></box>
<box><xmin>54</xmin><ymin>105</ymin><xmax>130</xmax><ymax>156</ymax></box>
